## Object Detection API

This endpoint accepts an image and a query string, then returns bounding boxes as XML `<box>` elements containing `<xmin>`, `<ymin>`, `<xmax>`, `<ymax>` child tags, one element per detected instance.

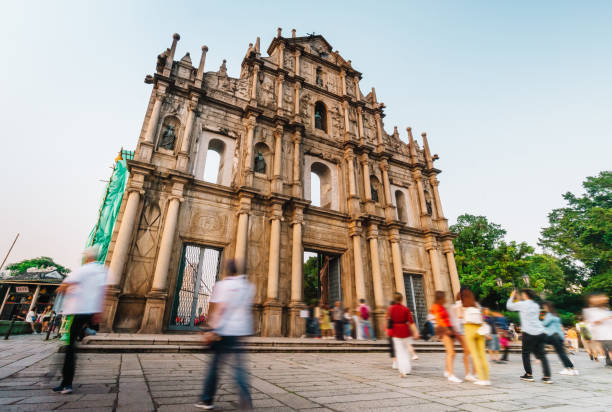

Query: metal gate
<box><xmin>327</xmin><ymin>256</ymin><xmax>342</xmax><ymax>304</ymax></box>
<box><xmin>403</xmin><ymin>274</ymin><xmax>427</xmax><ymax>328</ymax></box>
<box><xmin>169</xmin><ymin>245</ymin><xmax>221</xmax><ymax>330</ymax></box>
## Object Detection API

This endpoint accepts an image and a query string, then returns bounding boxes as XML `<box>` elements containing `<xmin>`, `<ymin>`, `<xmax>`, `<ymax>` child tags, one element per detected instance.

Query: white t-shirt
<box><xmin>60</xmin><ymin>262</ymin><xmax>108</xmax><ymax>315</ymax></box>
<box><xmin>583</xmin><ymin>307</ymin><xmax>612</xmax><ymax>341</ymax></box>
<box><xmin>26</xmin><ymin>310</ymin><xmax>36</xmax><ymax>322</ymax></box>
<box><xmin>210</xmin><ymin>275</ymin><xmax>254</xmax><ymax>336</ymax></box>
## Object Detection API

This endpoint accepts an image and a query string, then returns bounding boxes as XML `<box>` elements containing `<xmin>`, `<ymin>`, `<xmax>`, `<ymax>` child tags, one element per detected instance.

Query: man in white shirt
<box><xmin>196</xmin><ymin>259</ymin><xmax>254</xmax><ymax>410</ymax></box>
<box><xmin>584</xmin><ymin>293</ymin><xmax>612</xmax><ymax>366</ymax></box>
<box><xmin>53</xmin><ymin>246</ymin><xmax>107</xmax><ymax>394</ymax></box>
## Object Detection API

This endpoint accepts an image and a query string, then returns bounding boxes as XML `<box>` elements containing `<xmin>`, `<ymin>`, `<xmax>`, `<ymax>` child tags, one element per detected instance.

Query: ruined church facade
<box><xmin>101</xmin><ymin>30</ymin><xmax>461</xmax><ymax>337</ymax></box>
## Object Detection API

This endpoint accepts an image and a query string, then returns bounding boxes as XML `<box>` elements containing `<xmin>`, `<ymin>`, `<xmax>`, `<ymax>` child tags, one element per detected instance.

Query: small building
<box><xmin>0</xmin><ymin>270</ymin><xmax>65</xmax><ymax>320</ymax></box>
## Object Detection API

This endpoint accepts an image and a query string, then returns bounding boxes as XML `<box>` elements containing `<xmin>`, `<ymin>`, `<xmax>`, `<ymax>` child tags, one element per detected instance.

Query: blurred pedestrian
<box><xmin>359</xmin><ymin>299</ymin><xmax>375</xmax><ymax>340</ymax></box>
<box><xmin>449</xmin><ymin>292</ymin><xmax>477</xmax><ymax>380</ymax></box>
<box><xmin>507</xmin><ymin>289</ymin><xmax>552</xmax><ymax>384</ymax></box>
<box><xmin>320</xmin><ymin>303</ymin><xmax>332</xmax><ymax>339</ymax></box>
<box><xmin>566</xmin><ymin>327</ymin><xmax>579</xmax><ymax>354</ymax></box>
<box><xmin>52</xmin><ymin>246</ymin><xmax>108</xmax><ymax>394</ymax></box>
<box><xmin>195</xmin><ymin>259</ymin><xmax>254</xmax><ymax>410</ymax></box>
<box><xmin>343</xmin><ymin>307</ymin><xmax>352</xmax><ymax>339</ymax></box>
<box><xmin>583</xmin><ymin>293</ymin><xmax>612</xmax><ymax>366</ymax></box>
<box><xmin>576</xmin><ymin>316</ymin><xmax>596</xmax><ymax>361</ymax></box>
<box><xmin>388</xmin><ymin>292</ymin><xmax>419</xmax><ymax>377</ymax></box>
<box><xmin>40</xmin><ymin>306</ymin><xmax>53</xmax><ymax>332</ymax></box>
<box><xmin>386</xmin><ymin>301</ymin><xmax>397</xmax><ymax>369</ymax></box>
<box><xmin>333</xmin><ymin>301</ymin><xmax>345</xmax><ymax>341</ymax></box>
<box><xmin>26</xmin><ymin>308</ymin><xmax>37</xmax><ymax>333</ymax></box>
<box><xmin>430</xmin><ymin>291</ymin><xmax>462</xmax><ymax>383</ymax></box>
<box><xmin>483</xmin><ymin>308</ymin><xmax>501</xmax><ymax>363</ymax></box>
<box><xmin>461</xmin><ymin>288</ymin><xmax>491</xmax><ymax>385</ymax></box>
<box><xmin>352</xmin><ymin>309</ymin><xmax>363</xmax><ymax>340</ymax></box>
<box><xmin>542</xmin><ymin>302</ymin><xmax>578</xmax><ymax>375</ymax></box>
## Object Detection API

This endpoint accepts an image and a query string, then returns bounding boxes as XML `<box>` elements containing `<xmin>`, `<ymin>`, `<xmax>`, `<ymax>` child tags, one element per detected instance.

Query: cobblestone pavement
<box><xmin>0</xmin><ymin>335</ymin><xmax>611</xmax><ymax>411</ymax></box>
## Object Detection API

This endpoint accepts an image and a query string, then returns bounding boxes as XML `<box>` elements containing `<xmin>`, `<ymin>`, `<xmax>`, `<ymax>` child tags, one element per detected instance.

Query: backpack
<box><xmin>360</xmin><ymin>305</ymin><xmax>370</xmax><ymax>320</ymax></box>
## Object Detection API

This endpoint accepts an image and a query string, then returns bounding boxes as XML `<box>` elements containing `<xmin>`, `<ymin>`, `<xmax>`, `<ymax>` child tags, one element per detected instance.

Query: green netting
<box><xmin>86</xmin><ymin>150</ymin><xmax>133</xmax><ymax>262</ymax></box>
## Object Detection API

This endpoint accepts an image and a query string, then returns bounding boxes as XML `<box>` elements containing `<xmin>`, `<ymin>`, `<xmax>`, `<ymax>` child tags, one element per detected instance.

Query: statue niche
<box><xmin>254</xmin><ymin>152</ymin><xmax>266</xmax><ymax>174</ymax></box>
<box><xmin>158</xmin><ymin>116</ymin><xmax>180</xmax><ymax>151</ymax></box>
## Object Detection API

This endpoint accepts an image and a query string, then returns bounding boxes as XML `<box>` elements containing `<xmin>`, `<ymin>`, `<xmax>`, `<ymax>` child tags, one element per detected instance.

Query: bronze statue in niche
<box><xmin>159</xmin><ymin>125</ymin><xmax>176</xmax><ymax>150</ymax></box>
<box><xmin>254</xmin><ymin>152</ymin><xmax>266</xmax><ymax>173</ymax></box>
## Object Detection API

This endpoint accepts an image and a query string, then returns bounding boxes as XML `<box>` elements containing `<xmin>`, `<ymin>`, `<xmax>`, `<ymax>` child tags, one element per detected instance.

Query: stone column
<box><xmin>380</xmin><ymin>159</ymin><xmax>395</xmax><ymax>222</ymax></box>
<box><xmin>340</xmin><ymin>70</ymin><xmax>347</xmax><ymax>96</ymax></box>
<box><xmin>412</xmin><ymin>169</ymin><xmax>430</xmax><ymax>227</ymax></box>
<box><xmin>349</xmin><ymin>221</ymin><xmax>366</xmax><ymax>301</ymax></box>
<box><xmin>277</xmin><ymin>42</ymin><xmax>284</xmax><ymax>68</ymax></box>
<box><xmin>360</xmin><ymin>153</ymin><xmax>374</xmax><ymax>214</ymax></box>
<box><xmin>294</xmin><ymin>50</ymin><xmax>300</xmax><ymax>76</ymax></box>
<box><xmin>0</xmin><ymin>287</ymin><xmax>11</xmax><ymax>315</ymax></box>
<box><xmin>272</xmin><ymin>126</ymin><xmax>283</xmax><ymax>193</ymax></box>
<box><xmin>288</xmin><ymin>206</ymin><xmax>306</xmax><ymax>337</ymax></box>
<box><xmin>140</xmin><ymin>186</ymin><xmax>183</xmax><ymax>333</ymax></box>
<box><xmin>353</xmin><ymin>76</ymin><xmax>360</xmax><ymax>100</ymax></box>
<box><xmin>138</xmin><ymin>89</ymin><xmax>164</xmax><ymax>161</ymax></box>
<box><xmin>443</xmin><ymin>240</ymin><xmax>461</xmax><ymax>298</ymax></box>
<box><xmin>276</xmin><ymin>74</ymin><xmax>284</xmax><ymax>113</ymax></box>
<box><xmin>374</xmin><ymin>112</ymin><xmax>384</xmax><ymax>150</ymax></box>
<box><xmin>234</xmin><ymin>195</ymin><xmax>252</xmax><ymax>264</ymax></box>
<box><xmin>344</xmin><ymin>148</ymin><xmax>360</xmax><ymax>215</ymax></box>
<box><xmin>367</xmin><ymin>224</ymin><xmax>385</xmax><ymax>337</ymax></box>
<box><xmin>103</xmin><ymin>178</ymin><xmax>144</xmax><ymax>332</ymax></box>
<box><xmin>292</xmin><ymin>130</ymin><xmax>302</xmax><ymax>198</ymax></box>
<box><xmin>177</xmin><ymin>98</ymin><xmax>197</xmax><ymax>171</ymax></box>
<box><xmin>389</xmin><ymin>230</ymin><xmax>407</xmax><ymax>303</ymax></box>
<box><xmin>356</xmin><ymin>106</ymin><xmax>364</xmax><ymax>142</ymax></box>
<box><xmin>194</xmin><ymin>45</ymin><xmax>208</xmax><ymax>89</ymax></box>
<box><xmin>250</xmin><ymin>65</ymin><xmax>259</xmax><ymax>102</ymax></box>
<box><xmin>293</xmin><ymin>82</ymin><xmax>301</xmax><ymax>120</ymax></box>
<box><xmin>263</xmin><ymin>201</ymin><xmax>283</xmax><ymax>336</ymax></box>
<box><xmin>243</xmin><ymin>116</ymin><xmax>256</xmax><ymax>186</ymax></box>
<box><xmin>28</xmin><ymin>285</ymin><xmax>40</xmax><ymax>313</ymax></box>
<box><xmin>342</xmin><ymin>101</ymin><xmax>350</xmax><ymax>137</ymax></box>
<box><xmin>426</xmin><ymin>237</ymin><xmax>442</xmax><ymax>291</ymax></box>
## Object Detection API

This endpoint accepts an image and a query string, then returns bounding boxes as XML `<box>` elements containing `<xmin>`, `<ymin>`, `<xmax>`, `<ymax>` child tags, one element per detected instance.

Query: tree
<box><xmin>539</xmin><ymin>171</ymin><xmax>612</xmax><ymax>295</ymax></box>
<box><xmin>303</xmin><ymin>256</ymin><xmax>319</xmax><ymax>304</ymax></box>
<box><xmin>4</xmin><ymin>256</ymin><xmax>70</xmax><ymax>276</ymax></box>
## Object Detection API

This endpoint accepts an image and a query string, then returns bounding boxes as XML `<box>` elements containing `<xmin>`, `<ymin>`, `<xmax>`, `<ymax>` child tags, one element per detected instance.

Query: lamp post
<box><xmin>495</xmin><ymin>278</ymin><xmax>503</xmax><ymax>310</ymax></box>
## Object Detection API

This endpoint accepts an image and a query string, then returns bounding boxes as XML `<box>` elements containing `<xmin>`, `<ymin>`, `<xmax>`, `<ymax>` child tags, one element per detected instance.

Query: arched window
<box><xmin>395</xmin><ymin>190</ymin><xmax>407</xmax><ymax>222</ymax></box>
<box><xmin>310</xmin><ymin>172</ymin><xmax>321</xmax><ymax>207</ymax></box>
<box><xmin>311</xmin><ymin>162</ymin><xmax>332</xmax><ymax>209</ymax></box>
<box><xmin>314</xmin><ymin>101</ymin><xmax>327</xmax><ymax>132</ymax></box>
<box><xmin>203</xmin><ymin>139</ymin><xmax>225</xmax><ymax>184</ymax></box>
<box><xmin>253</xmin><ymin>142</ymin><xmax>271</xmax><ymax>176</ymax></box>
<box><xmin>370</xmin><ymin>175</ymin><xmax>382</xmax><ymax>204</ymax></box>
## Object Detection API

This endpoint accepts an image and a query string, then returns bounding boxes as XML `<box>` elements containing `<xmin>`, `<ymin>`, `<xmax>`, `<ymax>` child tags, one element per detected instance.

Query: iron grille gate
<box><xmin>403</xmin><ymin>274</ymin><xmax>427</xmax><ymax>329</ymax></box>
<box><xmin>169</xmin><ymin>245</ymin><xmax>221</xmax><ymax>330</ymax></box>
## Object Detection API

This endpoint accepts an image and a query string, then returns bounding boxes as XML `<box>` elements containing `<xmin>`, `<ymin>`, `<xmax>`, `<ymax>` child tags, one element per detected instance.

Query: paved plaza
<box><xmin>0</xmin><ymin>335</ymin><xmax>610</xmax><ymax>411</ymax></box>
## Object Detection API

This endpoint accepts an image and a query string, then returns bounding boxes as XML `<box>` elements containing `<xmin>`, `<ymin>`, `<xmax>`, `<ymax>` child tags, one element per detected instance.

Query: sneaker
<box><xmin>52</xmin><ymin>385</ymin><xmax>65</xmax><ymax>393</ymax></box>
<box><xmin>542</xmin><ymin>377</ymin><xmax>553</xmax><ymax>384</ymax></box>
<box><xmin>559</xmin><ymin>368</ymin><xmax>574</xmax><ymax>376</ymax></box>
<box><xmin>194</xmin><ymin>401</ymin><xmax>214</xmax><ymax>410</ymax></box>
<box><xmin>572</xmin><ymin>369</ymin><xmax>580</xmax><ymax>375</ymax></box>
<box><xmin>448</xmin><ymin>375</ymin><xmax>463</xmax><ymax>383</ymax></box>
<box><xmin>443</xmin><ymin>371</ymin><xmax>450</xmax><ymax>378</ymax></box>
<box><xmin>474</xmin><ymin>380</ymin><xmax>492</xmax><ymax>386</ymax></box>
<box><xmin>60</xmin><ymin>385</ymin><xmax>72</xmax><ymax>394</ymax></box>
<box><xmin>464</xmin><ymin>374</ymin><xmax>478</xmax><ymax>382</ymax></box>
<box><xmin>520</xmin><ymin>374</ymin><xmax>535</xmax><ymax>382</ymax></box>
<box><xmin>412</xmin><ymin>355</ymin><xmax>419</xmax><ymax>360</ymax></box>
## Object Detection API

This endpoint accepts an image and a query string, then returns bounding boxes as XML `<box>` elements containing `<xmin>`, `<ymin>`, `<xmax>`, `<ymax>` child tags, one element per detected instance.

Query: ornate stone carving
<box><xmin>258</xmin><ymin>75</ymin><xmax>275</xmax><ymax>109</ymax></box>
<box><xmin>283</xmin><ymin>52</ymin><xmax>294</xmax><ymax>71</ymax></box>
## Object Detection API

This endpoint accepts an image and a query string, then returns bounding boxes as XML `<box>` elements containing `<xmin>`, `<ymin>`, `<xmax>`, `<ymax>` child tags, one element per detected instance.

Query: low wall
<box><xmin>0</xmin><ymin>320</ymin><xmax>33</xmax><ymax>335</ymax></box>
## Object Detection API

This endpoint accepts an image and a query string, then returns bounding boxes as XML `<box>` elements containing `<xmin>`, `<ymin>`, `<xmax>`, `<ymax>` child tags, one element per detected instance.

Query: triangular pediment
<box><xmin>291</xmin><ymin>34</ymin><xmax>333</xmax><ymax>58</ymax></box>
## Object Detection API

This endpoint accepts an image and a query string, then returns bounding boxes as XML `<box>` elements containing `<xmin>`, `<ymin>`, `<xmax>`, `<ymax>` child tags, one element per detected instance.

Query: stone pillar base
<box><xmin>288</xmin><ymin>301</ymin><xmax>307</xmax><ymax>337</ymax></box>
<box><xmin>176</xmin><ymin>152</ymin><xmax>189</xmax><ymax>171</ymax></box>
<box><xmin>137</xmin><ymin>142</ymin><xmax>154</xmax><ymax>162</ymax></box>
<box><xmin>261</xmin><ymin>300</ymin><xmax>283</xmax><ymax>337</ymax></box>
<box><xmin>100</xmin><ymin>287</ymin><xmax>120</xmax><ymax>333</ymax></box>
<box><xmin>138</xmin><ymin>289</ymin><xmax>168</xmax><ymax>334</ymax></box>
<box><xmin>372</xmin><ymin>309</ymin><xmax>387</xmax><ymax>339</ymax></box>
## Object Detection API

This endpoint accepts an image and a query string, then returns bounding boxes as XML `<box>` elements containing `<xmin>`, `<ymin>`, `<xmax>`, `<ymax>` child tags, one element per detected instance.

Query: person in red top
<box><xmin>430</xmin><ymin>290</ymin><xmax>462</xmax><ymax>383</ymax></box>
<box><xmin>387</xmin><ymin>292</ymin><xmax>420</xmax><ymax>377</ymax></box>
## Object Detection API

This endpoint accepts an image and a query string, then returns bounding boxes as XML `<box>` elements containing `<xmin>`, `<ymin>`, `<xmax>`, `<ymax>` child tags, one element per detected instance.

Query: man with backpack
<box><xmin>359</xmin><ymin>299</ymin><xmax>376</xmax><ymax>341</ymax></box>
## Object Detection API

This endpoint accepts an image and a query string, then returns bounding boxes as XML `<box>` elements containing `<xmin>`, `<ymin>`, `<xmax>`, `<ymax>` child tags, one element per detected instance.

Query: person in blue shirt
<box><xmin>507</xmin><ymin>289</ymin><xmax>552</xmax><ymax>384</ymax></box>
<box><xmin>542</xmin><ymin>302</ymin><xmax>578</xmax><ymax>376</ymax></box>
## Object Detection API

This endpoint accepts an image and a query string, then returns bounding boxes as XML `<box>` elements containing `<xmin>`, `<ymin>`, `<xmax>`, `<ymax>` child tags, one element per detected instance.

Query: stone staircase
<box><xmin>77</xmin><ymin>333</ymin><xmax>526</xmax><ymax>353</ymax></box>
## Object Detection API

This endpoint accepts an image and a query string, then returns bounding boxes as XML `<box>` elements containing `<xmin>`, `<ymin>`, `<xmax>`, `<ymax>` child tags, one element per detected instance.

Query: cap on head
<box><xmin>83</xmin><ymin>245</ymin><xmax>100</xmax><ymax>261</ymax></box>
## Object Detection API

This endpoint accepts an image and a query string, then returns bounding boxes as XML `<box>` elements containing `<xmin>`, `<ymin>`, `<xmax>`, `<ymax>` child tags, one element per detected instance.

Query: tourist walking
<box><xmin>449</xmin><ymin>293</ymin><xmax>477</xmax><ymax>380</ymax></box>
<box><xmin>333</xmin><ymin>301</ymin><xmax>345</xmax><ymax>341</ymax></box>
<box><xmin>430</xmin><ymin>291</ymin><xmax>462</xmax><ymax>383</ymax></box>
<box><xmin>542</xmin><ymin>302</ymin><xmax>578</xmax><ymax>375</ymax></box>
<box><xmin>352</xmin><ymin>309</ymin><xmax>363</xmax><ymax>340</ymax></box>
<box><xmin>387</xmin><ymin>292</ymin><xmax>419</xmax><ymax>377</ymax></box>
<box><xmin>483</xmin><ymin>308</ymin><xmax>501</xmax><ymax>363</ymax></box>
<box><xmin>507</xmin><ymin>289</ymin><xmax>553</xmax><ymax>384</ymax></box>
<box><xmin>320</xmin><ymin>303</ymin><xmax>332</xmax><ymax>339</ymax></box>
<box><xmin>52</xmin><ymin>246</ymin><xmax>107</xmax><ymax>394</ymax></box>
<box><xmin>583</xmin><ymin>293</ymin><xmax>612</xmax><ymax>366</ymax></box>
<box><xmin>576</xmin><ymin>316</ymin><xmax>596</xmax><ymax>360</ymax></box>
<box><xmin>359</xmin><ymin>299</ymin><xmax>375</xmax><ymax>340</ymax></box>
<box><xmin>461</xmin><ymin>288</ymin><xmax>491</xmax><ymax>385</ymax></box>
<box><xmin>196</xmin><ymin>259</ymin><xmax>254</xmax><ymax>410</ymax></box>
<box><xmin>343</xmin><ymin>307</ymin><xmax>352</xmax><ymax>339</ymax></box>
<box><xmin>386</xmin><ymin>301</ymin><xmax>397</xmax><ymax>369</ymax></box>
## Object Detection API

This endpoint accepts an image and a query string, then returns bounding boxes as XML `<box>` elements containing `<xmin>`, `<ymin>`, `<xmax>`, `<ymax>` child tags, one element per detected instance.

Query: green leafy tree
<box><xmin>303</xmin><ymin>256</ymin><xmax>320</xmax><ymax>304</ymax></box>
<box><xmin>5</xmin><ymin>256</ymin><xmax>70</xmax><ymax>276</ymax></box>
<box><xmin>539</xmin><ymin>171</ymin><xmax>612</xmax><ymax>295</ymax></box>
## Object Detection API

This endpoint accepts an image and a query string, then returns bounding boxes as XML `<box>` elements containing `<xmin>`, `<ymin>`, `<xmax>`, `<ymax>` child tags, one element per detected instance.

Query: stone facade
<box><xmin>102</xmin><ymin>30</ymin><xmax>461</xmax><ymax>337</ymax></box>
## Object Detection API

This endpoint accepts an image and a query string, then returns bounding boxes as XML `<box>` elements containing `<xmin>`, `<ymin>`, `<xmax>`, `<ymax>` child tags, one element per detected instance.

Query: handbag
<box><xmin>478</xmin><ymin>323</ymin><xmax>492</xmax><ymax>336</ymax></box>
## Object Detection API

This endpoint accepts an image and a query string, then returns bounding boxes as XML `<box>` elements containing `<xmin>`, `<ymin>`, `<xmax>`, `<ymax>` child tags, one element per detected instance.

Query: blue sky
<box><xmin>1</xmin><ymin>1</ymin><xmax>611</xmax><ymax>271</ymax></box>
